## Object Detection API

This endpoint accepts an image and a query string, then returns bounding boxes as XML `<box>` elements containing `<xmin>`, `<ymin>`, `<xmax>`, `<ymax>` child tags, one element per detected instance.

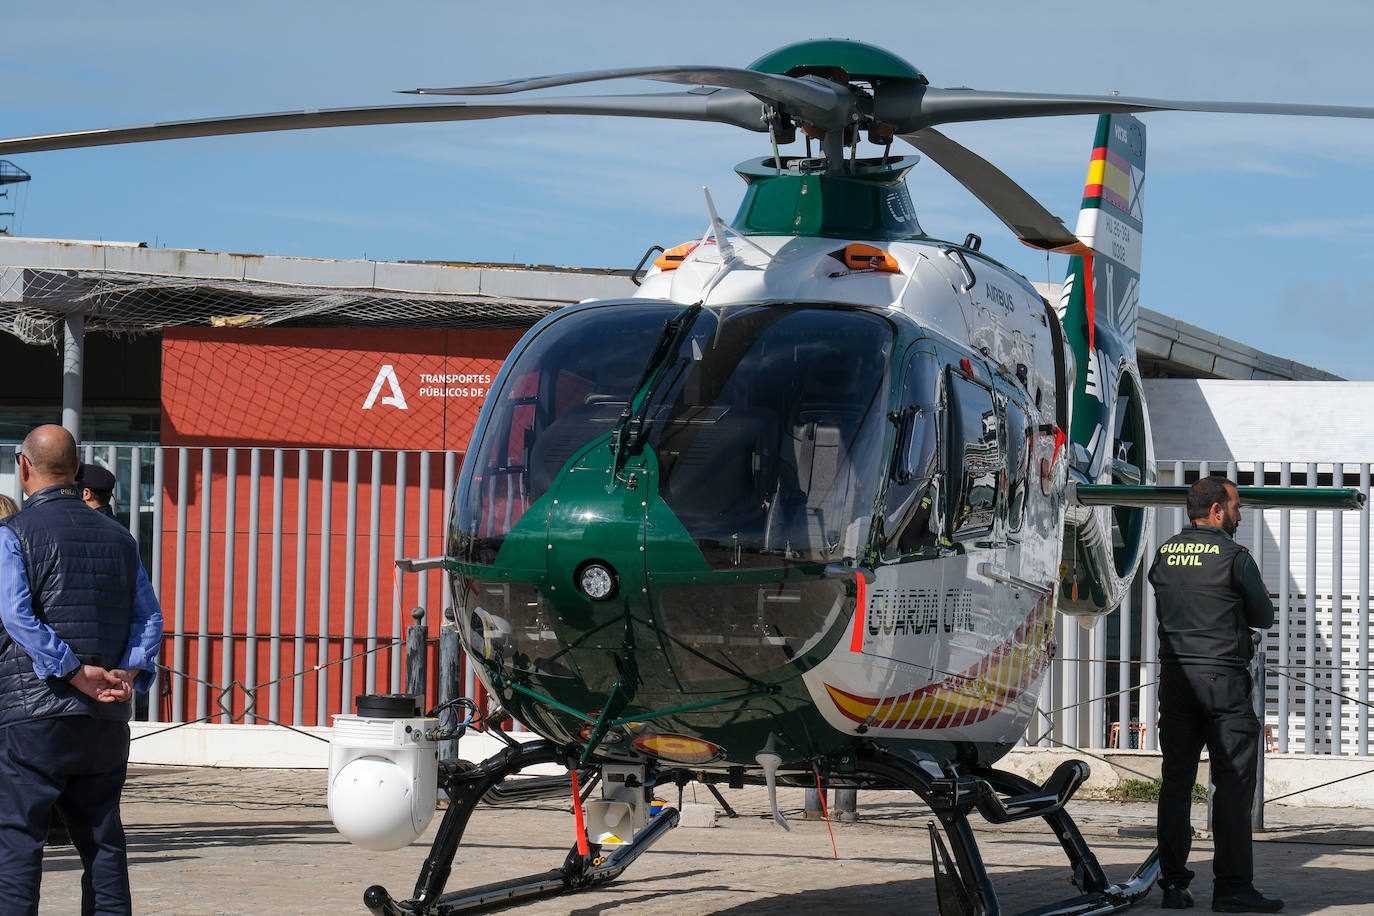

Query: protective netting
<box><xmin>0</xmin><ymin>266</ymin><xmax>575</xmax><ymax>345</ymax></box>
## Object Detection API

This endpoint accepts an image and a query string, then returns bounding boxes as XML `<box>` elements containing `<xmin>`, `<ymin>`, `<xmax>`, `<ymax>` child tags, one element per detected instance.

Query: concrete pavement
<box><xmin>34</xmin><ymin>766</ymin><xmax>1374</xmax><ymax>914</ymax></box>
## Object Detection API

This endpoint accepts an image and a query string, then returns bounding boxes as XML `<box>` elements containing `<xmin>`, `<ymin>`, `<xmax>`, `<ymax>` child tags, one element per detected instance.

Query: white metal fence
<box><xmin>3</xmin><ymin>445</ymin><xmax>1369</xmax><ymax>755</ymax></box>
<box><xmin>1</xmin><ymin>443</ymin><xmax>474</xmax><ymax>730</ymax></box>
<box><xmin>1028</xmin><ymin>460</ymin><xmax>1373</xmax><ymax>755</ymax></box>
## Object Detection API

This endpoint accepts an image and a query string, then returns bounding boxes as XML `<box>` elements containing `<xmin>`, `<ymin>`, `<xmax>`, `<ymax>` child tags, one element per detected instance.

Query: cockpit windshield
<box><xmin>455</xmin><ymin>301</ymin><xmax>893</xmax><ymax>569</ymax></box>
<box><xmin>639</xmin><ymin>304</ymin><xmax>892</xmax><ymax>567</ymax></box>
<box><xmin>456</xmin><ymin>302</ymin><xmax>675</xmax><ymax>564</ymax></box>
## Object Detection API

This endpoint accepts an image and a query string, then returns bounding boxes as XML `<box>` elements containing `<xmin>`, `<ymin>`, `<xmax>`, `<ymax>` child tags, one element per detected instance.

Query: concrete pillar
<box><xmin>61</xmin><ymin>312</ymin><xmax>84</xmax><ymax>440</ymax></box>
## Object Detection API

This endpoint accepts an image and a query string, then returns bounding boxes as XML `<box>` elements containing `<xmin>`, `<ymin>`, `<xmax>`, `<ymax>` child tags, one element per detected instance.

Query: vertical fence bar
<box><xmin>1305</xmin><ymin>462</ymin><xmax>1318</xmax><ymax>753</ymax></box>
<box><xmin>105</xmin><ymin>444</ymin><xmax>117</xmax><ymax>518</ymax></box>
<box><xmin>446</xmin><ymin>451</ymin><xmax>469</xmax><ymax>700</ymax></box>
<box><xmin>1033</xmin><ymin>610</ymin><xmax>1059</xmax><ymax>746</ymax></box>
<box><xmin>418</xmin><ymin>452</ymin><xmax>431</xmax><ymax>625</ymax></box>
<box><xmin>221</xmin><ymin>449</ymin><xmax>237</xmax><ymax>724</ymax></box>
<box><xmin>269</xmin><ymin>449</ymin><xmax>285</xmax><ymax>724</ymax></box>
<box><xmin>392</xmin><ymin>451</ymin><xmax>407</xmax><ymax>694</ymax></box>
<box><xmin>172</xmin><ymin>447</ymin><xmax>189</xmax><ymax>724</ymax></box>
<box><xmin>317</xmin><ymin>450</ymin><xmax>334</xmax><ymax>726</ymax></box>
<box><xmin>1249</xmin><ymin>461</ymin><xmax>1266</xmax><ymax>748</ymax></box>
<box><xmin>1117</xmin><ymin>588</ymin><xmax>1132</xmax><ymax>748</ymax></box>
<box><xmin>1361</xmin><ymin>463</ymin><xmax>1371</xmax><ymax>756</ymax></box>
<box><xmin>7</xmin><ymin>444</ymin><xmax>20</xmax><ymax>503</ymax></box>
<box><xmin>294</xmin><ymin>449</ymin><xmax>309</xmax><ymax>728</ymax></box>
<box><xmin>438</xmin><ymin>624</ymin><xmax>461</xmax><ymax>760</ymax></box>
<box><xmin>1278</xmin><ymin>462</ymin><xmax>1291</xmax><ymax>752</ymax></box>
<box><xmin>128</xmin><ymin>446</ymin><xmax>142</xmax><ymax>542</ymax></box>
<box><xmin>196</xmin><ymin>448</ymin><xmax>212</xmax><ymax>722</ymax></box>
<box><xmin>342</xmin><ymin>451</ymin><xmax>358</xmax><ymax>711</ymax></box>
<box><xmin>125</xmin><ymin>446</ymin><xmax>141</xmax><ymax>720</ymax></box>
<box><xmin>245</xmin><ymin>448</ymin><xmax>262</xmax><ymax>725</ymax></box>
<box><xmin>1332</xmin><ymin>463</ymin><xmax>1344</xmax><ymax>755</ymax></box>
<box><xmin>1089</xmin><ymin>618</ymin><xmax>1106</xmax><ymax>749</ymax></box>
<box><xmin>366</xmin><ymin>449</ymin><xmax>382</xmax><ymax>694</ymax></box>
<box><xmin>1252</xmin><ymin>647</ymin><xmax>1267</xmax><ymax>829</ymax></box>
<box><xmin>1062</xmin><ymin>622</ymin><xmax>1079</xmax><ymax>748</ymax></box>
<box><xmin>150</xmin><ymin>448</ymin><xmax>164</xmax><ymax>724</ymax></box>
<box><xmin>1141</xmin><ymin>493</ymin><xmax>1160</xmax><ymax>750</ymax></box>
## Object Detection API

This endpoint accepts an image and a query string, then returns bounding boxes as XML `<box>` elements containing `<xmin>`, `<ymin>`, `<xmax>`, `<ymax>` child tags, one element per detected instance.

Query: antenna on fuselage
<box><xmin>703</xmin><ymin>186</ymin><xmax>736</xmax><ymax>263</ymax></box>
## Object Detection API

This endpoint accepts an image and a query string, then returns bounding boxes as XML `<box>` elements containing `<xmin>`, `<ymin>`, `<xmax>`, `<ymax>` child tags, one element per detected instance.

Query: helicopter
<box><xmin>1</xmin><ymin>38</ymin><xmax>1369</xmax><ymax>916</ymax></box>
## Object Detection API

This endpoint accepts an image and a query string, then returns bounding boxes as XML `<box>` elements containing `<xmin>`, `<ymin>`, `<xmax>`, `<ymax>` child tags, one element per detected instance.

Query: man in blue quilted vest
<box><xmin>0</xmin><ymin>425</ymin><xmax>163</xmax><ymax>915</ymax></box>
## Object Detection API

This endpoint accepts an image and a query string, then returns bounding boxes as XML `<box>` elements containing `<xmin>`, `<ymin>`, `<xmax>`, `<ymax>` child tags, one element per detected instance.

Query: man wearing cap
<box><xmin>76</xmin><ymin>462</ymin><xmax>118</xmax><ymax>519</ymax></box>
<box><xmin>0</xmin><ymin>425</ymin><xmax>163</xmax><ymax>915</ymax></box>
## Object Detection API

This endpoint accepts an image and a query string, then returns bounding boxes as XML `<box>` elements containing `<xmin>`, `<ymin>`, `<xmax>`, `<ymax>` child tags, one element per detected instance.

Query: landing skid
<box><xmin>360</xmin><ymin>739</ymin><xmax>1156</xmax><ymax>915</ymax></box>
<box><xmin>361</xmin><ymin>740</ymin><xmax>679</xmax><ymax>916</ymax></box>
<box><xmin>862</xmin><ymin>749</ymin><xmax>1160</xmax><ymax>916</ymax></box>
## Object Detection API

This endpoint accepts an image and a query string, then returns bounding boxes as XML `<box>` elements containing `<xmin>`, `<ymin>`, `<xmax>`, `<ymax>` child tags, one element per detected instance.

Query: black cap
<box><xmin>76</xmin><ymin>463</ymin><xmax>117</xmax><ymax>493</ymax></box>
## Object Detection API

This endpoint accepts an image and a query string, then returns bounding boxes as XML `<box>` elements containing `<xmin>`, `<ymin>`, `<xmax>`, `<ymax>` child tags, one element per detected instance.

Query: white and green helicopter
<box><xmin>1</xmin><ymin>39</ymin><xmax>1367</xmax><ymax>916</ymax></box>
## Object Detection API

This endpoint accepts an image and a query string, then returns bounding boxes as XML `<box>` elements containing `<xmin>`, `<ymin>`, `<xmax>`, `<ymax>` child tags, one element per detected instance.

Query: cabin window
<box><xmin>1001</xmin><ymin>395</ymin><xmax>1031</xmax><ymax>533</ymax></box>
<box><xmin>947</xmin><ymin>372</ymin><xmax>1001</xmax><ymax>538</ymax></box>
<box><xmin>881</xmin><ymin>348</ymin><xmax>943</xmax><ymax>558</ymax></box>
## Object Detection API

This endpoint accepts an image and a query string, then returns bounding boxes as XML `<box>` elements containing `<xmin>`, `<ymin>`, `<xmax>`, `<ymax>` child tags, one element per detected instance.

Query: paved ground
<box><xmin>32</xmin><ymin>766</ymin><xmax>1374</xmax><ymax>915</ymax></box>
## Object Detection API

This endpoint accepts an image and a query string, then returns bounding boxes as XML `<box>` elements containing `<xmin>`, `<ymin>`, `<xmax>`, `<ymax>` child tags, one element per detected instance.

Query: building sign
<box><xmin>162</xmin><ymin>327</ymin><xmax>524</xmax><ymax>449</ymax></box>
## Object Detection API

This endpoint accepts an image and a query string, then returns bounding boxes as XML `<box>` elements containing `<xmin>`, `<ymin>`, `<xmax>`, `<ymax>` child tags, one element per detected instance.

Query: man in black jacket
<box><xmin>0</xmin><ymin>426</ymin><xmax>163</xmax><ymax>915</ymax></box>
<box><xmin>1149</xmin><ymin>476</ymin><xmax>1279</xmax><ymax>913</ymax></box>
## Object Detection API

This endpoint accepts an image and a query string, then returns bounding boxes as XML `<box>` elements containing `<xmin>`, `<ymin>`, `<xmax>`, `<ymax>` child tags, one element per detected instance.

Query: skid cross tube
<box><xmin>859</xmin><ymin>749</ymin><xmax>1159</xmax><ymax>916</ymax></box>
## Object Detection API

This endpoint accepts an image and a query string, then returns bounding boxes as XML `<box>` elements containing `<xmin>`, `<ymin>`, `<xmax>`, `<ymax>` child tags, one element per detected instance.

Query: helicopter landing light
<box><xmin>632</xmin><ymin>733</ymin><xmax>722</xmax><ymax>764</ymax></box>
<box><xmin>577</xmin><ymin>561</ymin><xmax>618</xmax><ymax>601</ymax></box>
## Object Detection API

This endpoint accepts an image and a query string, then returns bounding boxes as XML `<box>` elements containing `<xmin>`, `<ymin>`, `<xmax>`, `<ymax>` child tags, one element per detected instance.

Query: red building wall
<box><xmin>156</xmin><ymin>327</ymin><xmax>524</xmax><ymax>724</ymax></box>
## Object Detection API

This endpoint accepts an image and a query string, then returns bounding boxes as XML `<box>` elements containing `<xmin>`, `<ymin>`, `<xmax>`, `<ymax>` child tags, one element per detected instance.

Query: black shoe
<box><xmin>1161</xmin><ymin>884</ymin><xmax>1196</xmax><ymax>909</ymax></box>
<box><xmin>1212</xmin><ymin>888</ymin><xmax>1284</xmax><ymax>913</ymax></box>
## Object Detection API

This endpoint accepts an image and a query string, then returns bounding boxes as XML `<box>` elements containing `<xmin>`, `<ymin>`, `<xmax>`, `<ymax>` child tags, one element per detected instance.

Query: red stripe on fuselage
<box><xmin>849</xmin><ymin>573</ymin><xmax>867</xmax><ymax>653</ymax></box>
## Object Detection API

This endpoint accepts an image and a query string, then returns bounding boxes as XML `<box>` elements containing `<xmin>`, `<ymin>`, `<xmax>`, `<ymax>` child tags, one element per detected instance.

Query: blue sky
<box><xmin>4</xmin><ymin>1</ymin><xmax>1374</xmax><ymax>379</ymax></box>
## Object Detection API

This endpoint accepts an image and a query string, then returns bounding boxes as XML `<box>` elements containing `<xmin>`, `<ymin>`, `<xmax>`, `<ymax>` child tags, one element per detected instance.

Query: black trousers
<box><xmin>0</xmin><ymin>716</ymin><xmax>132</xmax><ymax>915</ymax></box>
<box><xmin>1157</xmin><ymin>663</ymin><xmax>1260</xmax><ymax>894</ymax></box>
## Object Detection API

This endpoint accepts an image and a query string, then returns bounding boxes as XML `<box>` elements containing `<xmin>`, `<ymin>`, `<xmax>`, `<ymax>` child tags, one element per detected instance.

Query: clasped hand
<box><xmin>69</xmin><ymin>665</ymin><xmax>134</xmax><ymax>702</ymax></box>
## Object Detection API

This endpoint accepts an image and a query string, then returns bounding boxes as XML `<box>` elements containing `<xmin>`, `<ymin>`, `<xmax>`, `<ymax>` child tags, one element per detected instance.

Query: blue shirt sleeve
<box><xmin>0</xmin><ymin>525</ymin><xmax>81</xmax><ymax>680</ymax></box>
<box><xmin>116</xmin><ymin>561</ymin><xmax>164</xmax><ymax>693</ymax></box>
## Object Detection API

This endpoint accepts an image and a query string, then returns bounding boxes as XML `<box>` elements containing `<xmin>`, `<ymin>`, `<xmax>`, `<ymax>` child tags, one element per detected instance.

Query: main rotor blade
<box><xmin>0</xmin><ymin>90</ymin><xmax>767</xmax><ymax>156</ymax></box>
<box><xmin>879</xmin><ymin>85</ymin><xmax>1374</xmax><ymax>132</ymax></box>
<box><xmin>409</xmin><ymin>65</ymin><xmax>850</xmax><ymax>128</ymax></box>
<box><xmin>901</xmin><ymin>128</ymin><xmax>1088</xmax><ymax>255</ymax></box>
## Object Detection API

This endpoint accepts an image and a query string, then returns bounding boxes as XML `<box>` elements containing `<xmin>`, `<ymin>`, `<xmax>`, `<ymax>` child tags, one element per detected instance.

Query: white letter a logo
<box><xmin>363</xmin><ymin>364</ymin><xmax>408</xmax><ymax>410</ymax></box>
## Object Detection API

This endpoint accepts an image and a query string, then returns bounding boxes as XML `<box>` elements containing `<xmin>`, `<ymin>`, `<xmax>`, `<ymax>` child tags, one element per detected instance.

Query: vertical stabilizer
<box><xmin>1057</xmin><ymin>114</ymin><xmax>1154</xmax><ymax>617</ymax></box>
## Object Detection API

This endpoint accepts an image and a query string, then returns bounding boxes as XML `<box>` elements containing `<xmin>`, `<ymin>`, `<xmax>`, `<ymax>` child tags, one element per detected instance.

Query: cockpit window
<box><xmin>456</xmin><ymin>301</ymin><xmax>893</xmax><ymax>570</ymax></box>
<box><xmin>640</xmin><ymin>305</ymin><xmax>893</xmax><ymax>568</ymax></box>
<box><xmin>456</xmin><ymin>302</ymin><xmax>679</xmax><ymax>563</ymax></box>
<box><xmin>881</xmin><ymin>348</ymin><xmax>942</xmax><ymax>558</ymax></box>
